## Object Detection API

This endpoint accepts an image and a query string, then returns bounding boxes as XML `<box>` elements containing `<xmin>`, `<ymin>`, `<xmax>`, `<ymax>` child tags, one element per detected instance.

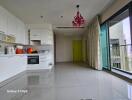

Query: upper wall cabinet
<box><xmin>30</xmin><ymin>29</ymin><xmax>41</xmax><ymax>40</ymax></box>
<box><xmin>41</xmin><ymin>30</ymin><xmax>53</xmax><ymax>45</ymax></box>
<box><xmin>29</xmin><ymin>24</ymin><xmax>54</xmax><ymax>45</ymax></box>
<box><xmin>15</xmin><ymin>18</ymin><xmax>26</xmax><ymax>44</ymax></box>
<box><xmin>0</xmin><ymin>6</ymin><xmax>27</xmax><ymax>44</ymax></box>
<box><xmin>0</xmin><ymin>7</ymin><xmax>7</xmax><ymax>34</ymax></box>
<box><xmin>7</xmin><ymin>13</ymin><xmax>17</xmax><ymax>36</ymax></box>
<box><xmin>30</xmin><ymin>29</ymin><xmax>53</xmax><ymax>45</ymax></box>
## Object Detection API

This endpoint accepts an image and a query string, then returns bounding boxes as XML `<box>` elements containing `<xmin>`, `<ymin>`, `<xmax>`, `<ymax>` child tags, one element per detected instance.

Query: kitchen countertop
<box><xmin>0</xmin><ymin>53</ymin><xmax>48</xmax><ymax>57</ymax></box>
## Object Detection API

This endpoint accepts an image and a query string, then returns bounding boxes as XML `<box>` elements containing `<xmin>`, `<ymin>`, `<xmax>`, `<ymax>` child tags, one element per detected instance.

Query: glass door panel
<box><xmin>109</xmin><ymin>9</ymin><xmax>132</xmax><ymax>73</ymax></box>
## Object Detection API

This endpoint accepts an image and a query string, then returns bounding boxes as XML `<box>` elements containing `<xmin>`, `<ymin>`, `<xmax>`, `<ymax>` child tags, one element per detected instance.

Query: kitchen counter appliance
<box><xmin>28</xmin><ymin>55</ymin><xmax>39</xmax><ymax>64</ymax></box>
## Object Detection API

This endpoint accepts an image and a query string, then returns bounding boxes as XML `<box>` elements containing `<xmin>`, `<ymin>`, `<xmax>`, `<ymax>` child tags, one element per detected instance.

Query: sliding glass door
<box><xmin>108</xmin><ymin>7</ymin><xmax>132</xmax><ymax>73</ymax></box>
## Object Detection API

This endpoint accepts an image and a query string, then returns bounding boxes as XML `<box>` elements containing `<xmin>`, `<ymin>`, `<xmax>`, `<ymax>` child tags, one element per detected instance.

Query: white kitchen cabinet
<box><xmin>0</xmin><ymin>6</ymin><xmax>27</xmax><ymax>44</ymax></box>
<box><xmin>0</xmin><ymin>55</ymin><xmax>27</xmax><ymax>83</ymax></box>
<box><xmin>47</xmin><ymin>34</ymin><xmax>53</xmax><ymax>44</ymax></box>
<box><xmin>0</xmin><ymin>7</ymin><xmax>7</xmax><ymax>34</ymax></box>
<box><xmin>39</xmin><ymin>57</ymin><xmax>49</xmax><ymax>69</ymax></box>
<box><xmin>40</xmin><ymin>31</ymin><xmax>48</xmax><ymax>44</ymax></box>
<box><xmin>15</xmin><ymin>18</ymin><xmax>26</xmax><ymax>44</ymax></box>
<box><xmin>7</xmin><ymin>12</ymin><xmax>17</xmax><ymax>36</ymax></box>
<box><xmin>30</xmin><ymin>29</ymin><xmax>41</xmax><ymax>40</ymax></box>
<box><xmin>41</xmin><ymin>30</ymin><xmax>53</xmax><ymax>45</ymax></box>
<box><xmin>15</xmin><ymin>55</ymin><xmax>27</xmax><ymax>69</ymax></box>
<box><xmin>30</xmin><ymin>29</ymin><xmax>53</xmax><ymax>45</ymax></box>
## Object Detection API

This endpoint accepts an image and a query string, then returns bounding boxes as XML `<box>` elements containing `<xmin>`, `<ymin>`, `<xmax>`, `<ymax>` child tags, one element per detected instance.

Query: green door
<box><xmin>73</xmin><ymin>40</ymin><xmax>82</xmax><ymax>62</ymax></box>
<box><xmin>100</xmin><ymin>23</ymin><xmax>110</xmax><ymax>70</ymax></box>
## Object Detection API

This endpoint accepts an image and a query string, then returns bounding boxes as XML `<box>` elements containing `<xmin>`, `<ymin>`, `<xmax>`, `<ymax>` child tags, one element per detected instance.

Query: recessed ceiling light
<box><xmin>60</xmin><ymin>16</ymin><xmax>63</xmax><ymax>18</ymax></box>
<box><xmin>40</xmin><ymin>16</ymin><xmax>44</xmax><ymax>19</ymax></box>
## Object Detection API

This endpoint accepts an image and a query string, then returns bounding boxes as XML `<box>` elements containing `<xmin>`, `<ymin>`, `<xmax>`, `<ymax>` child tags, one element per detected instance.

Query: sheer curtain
<box><xmin>82</xmin><ymin>16</ymin><xmax>101</xmax><ymax>70</ymax></box>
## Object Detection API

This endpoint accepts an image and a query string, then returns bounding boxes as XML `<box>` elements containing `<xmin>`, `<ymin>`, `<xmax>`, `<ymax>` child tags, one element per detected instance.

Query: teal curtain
<box><xmin>100</xmin><ymin>23</ymin><xmax>110</xmax><ymax>70</ymax></box>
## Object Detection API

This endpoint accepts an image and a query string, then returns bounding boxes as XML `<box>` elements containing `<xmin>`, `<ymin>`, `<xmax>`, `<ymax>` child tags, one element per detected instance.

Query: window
<box><xmin>109</xmin><ymin>8</ymin><xmax>132</xmax><ymax>73</ymax></box>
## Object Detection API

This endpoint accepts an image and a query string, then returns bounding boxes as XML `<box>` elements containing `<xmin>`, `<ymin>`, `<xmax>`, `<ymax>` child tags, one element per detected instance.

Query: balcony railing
<box><xmin>110</xmin><ymin>44</ymin><xmax>132</xmax><ymax>73</ymax></box>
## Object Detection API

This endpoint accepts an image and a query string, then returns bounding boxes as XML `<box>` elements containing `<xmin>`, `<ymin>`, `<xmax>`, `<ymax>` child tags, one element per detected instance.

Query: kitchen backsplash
<box><xmin>0</xmin><ymin>42</ymin><xmax>53</xmax><ymax>54</ymax></box>
<box><xmin>25</xmin><ymin>45</ymin><xmax>53</xmax><ymax>54</ymax></box>
<box><xmin>0</xmin><ymin>42</ymin><xmax>16</xmax><ymax>54</ymax></box>
<box><xmin>0</xmin><ymin>43</ymin><xmax>4</xmax><ymax>54</ymax></box>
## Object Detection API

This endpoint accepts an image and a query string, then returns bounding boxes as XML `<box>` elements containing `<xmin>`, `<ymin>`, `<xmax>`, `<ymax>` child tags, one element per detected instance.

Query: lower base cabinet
<box><xmin>0</xmin><ymin>55</ymin><xmax>27</xmax><ymax>83</ymax></box>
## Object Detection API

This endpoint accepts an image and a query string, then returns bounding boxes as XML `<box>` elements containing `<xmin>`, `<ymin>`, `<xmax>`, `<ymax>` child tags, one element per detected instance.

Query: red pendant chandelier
<box><xmin>72</xmin><ymin>5</ymin><xmax>85</xmax><ymax>27</ymax></box>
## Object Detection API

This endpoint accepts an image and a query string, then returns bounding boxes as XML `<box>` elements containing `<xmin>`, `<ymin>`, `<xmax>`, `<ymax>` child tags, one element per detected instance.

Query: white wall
<box><xmin>55</xmin><ymin>34</ymin><xmax>81</xmax><ymax>62</ymax></box>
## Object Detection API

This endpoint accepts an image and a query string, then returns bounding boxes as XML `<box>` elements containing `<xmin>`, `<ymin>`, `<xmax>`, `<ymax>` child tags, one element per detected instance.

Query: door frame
<box><xmin>101</xmin><ymin>1</ymin><xmax>132</xmax><ymax>74</ymax></box>
<box><xmin>101</xmin><ymin>1</ymin><xmax>132</xmax><ymax>44</ymax></box>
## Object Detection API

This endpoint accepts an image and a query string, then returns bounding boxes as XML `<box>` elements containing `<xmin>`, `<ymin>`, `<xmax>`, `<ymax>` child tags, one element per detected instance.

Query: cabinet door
<box><xmin>0</xmin><ymin>7</ymin><xmax>2</xmax><ymax>31</ymax></box>
<box><xmin>20</xmin><ymin>24</ymin><xmax>26</xmax><ymax>44</ymax></box>
<box><xmin>41</xmin><ymin>30</ymin><xmax>53</xmax><ymax>45</ymax></box>
<box><xmin>30</xmin><ymin>29</ymin><xmax>53</xmax><ymax>45</ymax></box>
<box><xmin>30</xmin><ymin>29</ymin><xmax>41</xmax><ymax>40</ymax></box>
<box><xmin>0</xmin><ymin>7</ymin><xmax>7</xmax><ymax>34</ymax></box>
<box><xmin>39</xmin><ymin>54</ymin><xmax>51</xmax><ymax>69</ymax></box>
<box><xmin>7</xmin><ymin>13</ymin><xmax>17</xmax><ymax>36</ymax></box>
<box><xmin>41</xmin><ymin>31</ymin><xmax>47</xmax><ymax>44</ymax></box>
<box><xmin>15</xmin><ymin>19</ymin><xmax>26</xmax><ymax>44</ymax></box>
<box><xmin>47</xmin><ymin>34</ymin><xmax>53</xmax><ymax>44</ymax></box>
<box><xmin>0</xmin><ymin>55</ymin><xmax>26</xmax><ymax>82</ymax></box>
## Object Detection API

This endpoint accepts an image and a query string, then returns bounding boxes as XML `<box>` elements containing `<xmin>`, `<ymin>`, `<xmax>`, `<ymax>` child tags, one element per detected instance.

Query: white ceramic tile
<box><xmin>0</xmin><ymin>63</ymin><xmax>131</xmax><ymax>100</ymax></box>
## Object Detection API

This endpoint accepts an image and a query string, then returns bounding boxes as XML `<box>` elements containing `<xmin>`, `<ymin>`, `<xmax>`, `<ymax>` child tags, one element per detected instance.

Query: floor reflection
<box><xmin>0</xmin><ymin>63</ymin><xmax>131</xmax><ymax>100</ymax></box>
<box><xmin>27</xmin><ymin>75</ymin><xmax>40</xmax><ymax>85</ymax></box>
<box><xmin>128</xmin><ymin>84</ymin><xmax>132</xmax><ymax>100</ymax></box>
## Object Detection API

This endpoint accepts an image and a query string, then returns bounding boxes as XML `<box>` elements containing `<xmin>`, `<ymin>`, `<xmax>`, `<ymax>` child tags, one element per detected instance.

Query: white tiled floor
<box><xmin>0</xmin><ymin>63</ymin><xmax>131</xmax><ymax>100</ymax></box>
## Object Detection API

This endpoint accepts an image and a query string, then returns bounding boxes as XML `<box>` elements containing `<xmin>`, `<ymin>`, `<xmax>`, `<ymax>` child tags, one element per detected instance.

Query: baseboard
<box><xmin>26</xmin><ymin>67</ymin><xmax>54</xmax><ymax>73</ymax></box>
<box><xmin>56</xmin><ymin>61</ymin><xmax>73</xmax><ymax>63</ymax></box>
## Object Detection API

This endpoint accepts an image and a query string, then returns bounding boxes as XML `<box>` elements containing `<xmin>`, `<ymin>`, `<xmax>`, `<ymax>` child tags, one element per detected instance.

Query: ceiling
<box><xmin>0</xmin><ymin>0</ymin><xmax>115</xmax><ymax>35</ymax></box>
